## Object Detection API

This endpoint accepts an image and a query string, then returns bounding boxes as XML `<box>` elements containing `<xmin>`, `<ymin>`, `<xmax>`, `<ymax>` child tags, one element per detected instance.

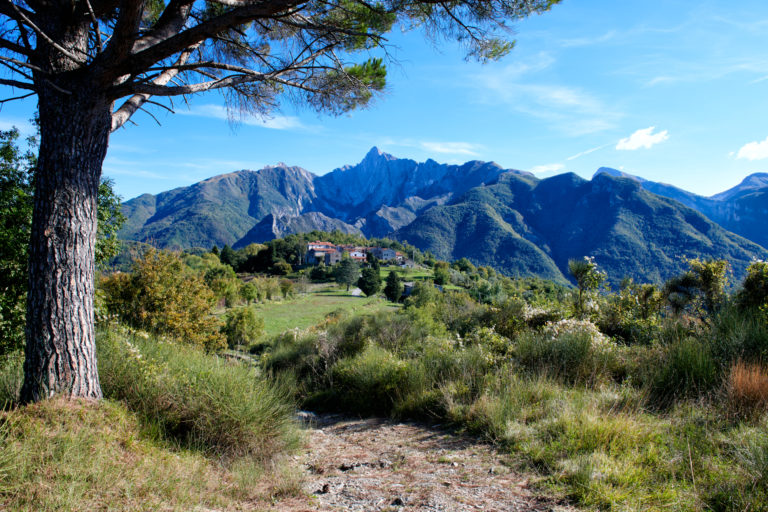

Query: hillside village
<box><xmin>306</xmin><ymin>241</ymin><xmax>409</xmax><ymax>266</ymax></box>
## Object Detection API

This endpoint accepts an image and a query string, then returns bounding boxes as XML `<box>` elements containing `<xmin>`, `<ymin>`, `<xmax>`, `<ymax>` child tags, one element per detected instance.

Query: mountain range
<box><xmin>119</xmin><ymin>148</ymin><xmax>768</xmax><ymax>285</ymax></box>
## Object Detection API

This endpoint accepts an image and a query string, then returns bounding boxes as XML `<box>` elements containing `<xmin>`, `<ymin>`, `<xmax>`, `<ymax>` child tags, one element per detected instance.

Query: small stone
<box><xmin>451</xmin><ymin>462</ymin><xmax>458</xmax><ymax>467</ymax></box>
<box><xmin>316</xmin><ymin>483</ymin><xmax>330</xmax><ymax>494</ymax></box>
<box><xmin>488</xmin><ymin>466</ymin><xmax>496</xmax><ymax>475</ymax></box>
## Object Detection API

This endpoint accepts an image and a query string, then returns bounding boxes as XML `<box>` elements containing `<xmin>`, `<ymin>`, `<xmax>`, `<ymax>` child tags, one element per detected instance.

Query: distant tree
<box><xmin>433</xmin><ymin>262</ymin><xmax>451</xmax><ymax>286</ymax></box>
<box><xmin>219</xmin><ymin>244</ymin><xmax>236</xmax><ymax>268</ymax></box>
<box><xmin>384</xmin><ymin>271</ymin><xmax>403</xmax><ymax>302</ymax></box>
<box><xmin>279</xmin><ymin>279</ymin><xmax>294</xmax><ymax>298</ymax></box>
<box><xmin>453</xmin><ymin>258</ymin><xmax>476</xmax><ymax>273</ymax></box>
<box><xmin>222</xmin><ymin>306</ymin><xmax>264</xmax><ymax>349</ymax></box>
<box><xmin>310</xmin><ymin>262</ymin><xmax>330</xmax><ymax>282</ymax></box>
<box><xmin>358</xmin><ymin>267</ymin><xmax>381</xmax><ymax>296</ymax></box>
<box><xmin>568</xmin><ymin>256</ymin><xmax>606</xmax><ymax>319</ymax></box>
<box><xmin>271</xmin><ymin>260</ymin><xmax>293</xmax><ymax>276</ymax></box>
<box><xmin>335</xmin><ymin>259</ymin><xmax>360</xmax><ymax>291</ymax></box>
<box><xmin>211</xmin><ymin>246</ymin><xmax>220</xmax><ymax>257</ymax></box>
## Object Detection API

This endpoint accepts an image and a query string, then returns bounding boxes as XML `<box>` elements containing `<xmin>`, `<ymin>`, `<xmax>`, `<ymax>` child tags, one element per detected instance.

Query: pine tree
<box><xmin>384</xmin><ymin>270</ymin><xmax>403</xmax><ymax>302</ymax></box>
<box><xmin>358</xmin><ymin>267</ymin><xmax>381</xmax><ymax>297</ymax></box>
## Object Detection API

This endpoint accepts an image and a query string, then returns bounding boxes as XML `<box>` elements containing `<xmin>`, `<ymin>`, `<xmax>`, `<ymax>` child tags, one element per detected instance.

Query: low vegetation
<box><xmin>254</xmin><ymin>254</ymin><xmax>768</xmax><ymax>510</ymax></box>
<box><xmin>3</xmin><ymin>230</ymin><xmax>768</xmax><ymax>511</ymax></box>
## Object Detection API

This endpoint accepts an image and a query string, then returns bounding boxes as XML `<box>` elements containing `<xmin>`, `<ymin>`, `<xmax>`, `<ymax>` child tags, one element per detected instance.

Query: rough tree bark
<box><xmin>19</xmin><ymin>15</ymin><xmax>111</xmax><ymax>402</ymax></box>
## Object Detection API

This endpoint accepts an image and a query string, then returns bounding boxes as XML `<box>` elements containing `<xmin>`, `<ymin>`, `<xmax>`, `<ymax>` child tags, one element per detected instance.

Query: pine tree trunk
<box><xmin>20</xmin><ymin>80</ymin><xmax>112</xmax><ymax>402</ymax></box>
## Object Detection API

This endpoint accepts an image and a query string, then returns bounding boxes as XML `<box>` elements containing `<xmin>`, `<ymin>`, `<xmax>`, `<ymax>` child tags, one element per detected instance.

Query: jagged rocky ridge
<box><xmin>120</xmin><ymin>148</ymin><xmax>768</xmax><ymax>284</ymax></box>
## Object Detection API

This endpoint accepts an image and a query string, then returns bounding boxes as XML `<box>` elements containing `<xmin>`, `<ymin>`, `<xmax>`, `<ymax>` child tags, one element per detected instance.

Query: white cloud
<box><xmin>616</xmin><ymin>127</ymin><xmax>669</xmax><ymax>150</ymax></box>
<box><xmin>736</xmin><ymin>136</ymin><xmax>768</xmax><ymax>161</ymax></box>
<box><xmin>419</xmin><ymin>141</ymin><xmax>481</xmax><ymax>156</ymax></box>
<box><xmin>529</xmin><ymin>163</ymin><xmax>564</xmax><ymax>174</ymax></box>
<box><xmin>181</xmin><ymin>104</ymin><xmax>305</xmax><ymax>130</ymax></box>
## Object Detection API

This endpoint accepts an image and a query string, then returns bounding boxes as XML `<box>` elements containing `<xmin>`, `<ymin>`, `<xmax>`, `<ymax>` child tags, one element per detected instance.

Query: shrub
<box><xmin>222</xmin><ymin>306</ymin><xmax>265</xmax><ymax>349</ymax></box>
<box><xmin>515</xmin><ymin>319</ymin><xmax>617</xmax><ymax>386</ymax></box>
<box><xmin>737</xmin><ymin>260</ymin><xmax>768</xmax><ymax>312</ymax></box>
<box><xmin>727</xmin><ymin>361</ymin><xmax>768</xmax><ymax>419</ymax></box>
<box><xmin>100</xmin><ymin>249</ymin><xmax>225</xmax><ymax>351</ymax></box>
<box><xmin>97</xmin><ymin>327</ymin><xmax>300</xmax><ymax>459</ymax></box>
<box><xmin>331</xmin><ymin>345</ymin><xmax>423</xmax><ymax>415</ymax></box>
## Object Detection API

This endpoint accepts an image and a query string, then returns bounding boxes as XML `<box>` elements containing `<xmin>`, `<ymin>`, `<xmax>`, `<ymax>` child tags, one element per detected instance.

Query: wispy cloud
<box><xmin>566</xmin><ymin>143</ymin><xmax>612</xmax><ymax>161</ymax></box>
<box><xmin>559</xmin><ymin>30</ymin><xmax>617</xmax><ymax>48</ymax></box>
<box><xmin>180</xmin><ymin>104</ymin><xmax>307</xmax><ymax>130</ymax></box>
<box><xmin>736</xmin><ymin>136</ymin><xmax>768</xmax><ymax>160</ymax></box>
<box><xmin>419</xmin><ymin>141</ymin><xmax>482</xmax><ymax>156</ymax></box>
<box><xmin>472</xmin><ymin>55</ymin><xmax>621</xmax><ymax>136</ymax></box>
<box><xmin>373</xmin><ymin>137</ymin><xmax>484</xmax><ymax>158</ymax></box>
<box><xmin>529</xmin><ymin>163</ymin><xmax>564</xmax><ymax>174</ymax></box>
<box><xmin>616</xmin><ymin>127</ymin><xmax>669</xmax><ymax>150</ymax></box>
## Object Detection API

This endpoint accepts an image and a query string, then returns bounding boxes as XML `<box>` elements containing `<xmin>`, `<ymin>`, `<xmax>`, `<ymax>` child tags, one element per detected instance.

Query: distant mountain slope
<box><xmin>397</xmin><ymin>171</ymin><xmax>768</xmax><ymax>284</ymax></box>
<box><xmin>119</xmin><ymin>166</ymin><xmax>317</xmax><ymax>250</ymax></box>
<box><xmin>235</xmin><ymin>212</ymin><xmax>362</xmax><ymax>248</ymax></box>
<box><xmin>595</xmin><ymin>168</ymin><xmax>768</xmax><ymax>249</ymax></box>
<box><xmin>120</xmin><ymin>147</ymin><xmax>515</xmax><ymax>248</ymax></box>
<box><xmin>120</xmin><ymin>149</ymin><xmax>768</xmax><ymax>284</ymax></box>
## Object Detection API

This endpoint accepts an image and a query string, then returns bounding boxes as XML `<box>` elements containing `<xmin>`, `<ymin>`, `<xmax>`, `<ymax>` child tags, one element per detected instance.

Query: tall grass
<box><xmin>727</xmin><ymin>361</ymin><xmax>768</xmax><ymax>418</ymax></box>
<box><xmin>0</xmin><ymin>350</ymin><xmax>22</xmax><ymax>408</ymax></box>
<box><xmin>97</xmin><ymin>326</ymin><xmax>301</xmax><ymax>460</ymax></box>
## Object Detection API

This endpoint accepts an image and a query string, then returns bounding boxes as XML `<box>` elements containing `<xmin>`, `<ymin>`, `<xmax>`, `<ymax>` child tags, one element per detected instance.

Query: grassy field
<box><xmin>252</xmin><ymin>283</ymin><xmax>399</xmax><ymax>337</ymax></box>
<box><xmin>378</xmin><ymin>265</ymin><xmax>433</xmax><ymax>281</ymax></box>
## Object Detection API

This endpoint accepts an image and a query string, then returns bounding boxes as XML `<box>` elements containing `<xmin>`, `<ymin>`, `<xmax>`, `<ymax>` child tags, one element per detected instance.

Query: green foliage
<box><xmin>0</xmin><ymin>127</ymin><xmax>124</xmax><ymax>354</ymax></box>
<box><xmin>357</xmin><ymin>267</ymin><xmax>381</xmax><ymax>296</ymax></box>
<box><xmin>0</xmin><ymin>128</ymin><xmax>33</xmax><ymax>355</ymax></box>
<box><xmin>334</xmin><ymin>258</ymin><xmax>359</xmax><ymax>291</ymax></box>
<box><xmin>384</xmin><ymin>270</ymin><xmax>403</xmax><ymax>302</ymax></box>
<box><xmin>96</xmin><ymin>178</ymin><xmax>127</xmax><ymax>266</ymax></box>
<box><xmin>271</xmin><ymin>260</ymin><xmax>292</xmax><ymax>276</ymax></box>
<box><xmin>433</xmin><ymin>265</ymin><xmax>450</xmax><ymax>286</ymax></box>
<box><xmin>100</xmin><ymin>248</ymin><xmax>225</xmax><ymax>351</ymax></box>
<box><xmin>737</xmin><ymin>260</ymin><xmax>768</xmax><ymax>311</ymax></box>
<box><xmin>664</xmin><ymin>258</ymin><xmax>730</xmax><ymax>318</ymax></box>
<box><xmin>204</xmin><ymin>263</ymin><xmax>240</xmax><ymax>306</ymax></box>
<box><xmin>223</xmin><ymin>307</ymin><xmax>264</xmax><ymax>349</ymax></box>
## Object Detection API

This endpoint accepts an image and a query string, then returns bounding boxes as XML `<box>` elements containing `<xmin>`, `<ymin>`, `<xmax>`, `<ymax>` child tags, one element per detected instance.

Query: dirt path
<box><xmin>276</xmin><ymin>413</ymin><xmax>575</xmax><ymax>512</ymax></box>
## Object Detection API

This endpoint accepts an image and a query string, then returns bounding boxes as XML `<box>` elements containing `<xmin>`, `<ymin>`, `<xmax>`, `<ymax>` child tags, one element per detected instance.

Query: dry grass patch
<box><xmin>727</xmin><ymin>360</ymin><xmax>768</xmax><ymax>419</ymax></box>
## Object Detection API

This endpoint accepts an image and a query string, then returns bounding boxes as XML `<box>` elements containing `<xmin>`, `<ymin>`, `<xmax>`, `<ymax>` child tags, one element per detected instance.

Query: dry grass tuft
<box><xmin>727</xmin><ymin>360</ymin><xmax>768</xmax><ymax>418</ymax></box>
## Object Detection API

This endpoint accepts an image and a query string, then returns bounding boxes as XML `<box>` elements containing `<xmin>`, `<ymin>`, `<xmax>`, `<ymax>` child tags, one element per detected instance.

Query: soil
<box><xmin>274</xmin><ymin>413</ymin><xmax>576</xmax><ymax>512</ymax></box>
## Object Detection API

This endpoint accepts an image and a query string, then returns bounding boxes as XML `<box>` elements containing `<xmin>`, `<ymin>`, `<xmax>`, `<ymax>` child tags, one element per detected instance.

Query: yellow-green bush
<box><xmin>100</xmin><ymin>248</ymin><xmax>225</xmax><ymax>351</ymax></box>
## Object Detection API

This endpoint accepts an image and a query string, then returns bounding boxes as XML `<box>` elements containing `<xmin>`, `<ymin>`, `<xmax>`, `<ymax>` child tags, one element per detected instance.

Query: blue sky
<box><xmin>2</xmin><ymin>0</ymin><xmax>768</xmax><ymax>201</ymax></box>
